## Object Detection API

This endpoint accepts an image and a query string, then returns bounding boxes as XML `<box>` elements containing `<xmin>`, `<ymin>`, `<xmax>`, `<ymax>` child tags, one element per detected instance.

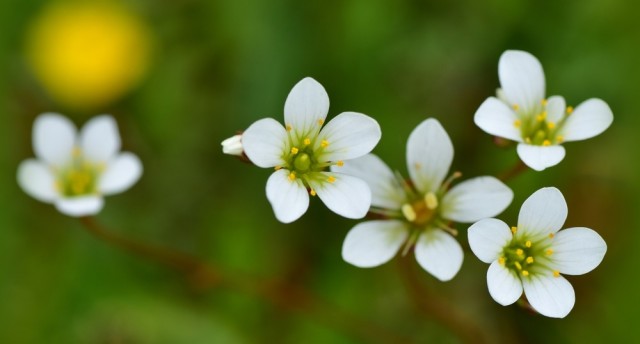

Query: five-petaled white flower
<box><xmin>18</xmin><ymin>113</ymin><xmax>143</xmax><ymax>217</ymax></box>
<box><xmin>241</xmin><ymin>77</ymin><xmax>381</xmax><ymax>223</ymax></box>
<box><xmin>468</xmin><ymin>187</ymin><xmax>607</xmax><ymax>318</ymax></box>
<box><xmin>337</xmin><ymin>118</ymin><xmax>513</xmax><ymax>281</ymax></box>
<box><xmin>474</xmin><ymin>50</ymin><xmax>613</xmax><ymax>171</ymax></box>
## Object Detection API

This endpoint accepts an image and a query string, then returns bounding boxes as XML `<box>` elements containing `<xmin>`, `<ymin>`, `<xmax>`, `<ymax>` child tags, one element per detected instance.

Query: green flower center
<box><xmin>55</xmin><ymin>148</ymin><xmax>104</xmax><ymax>197</ymax></box>
<box><xmin>499</xmin><ymin>226</ymin><xmax>558</xmax><ymax>278</ymax></box>
<box><xmin>512</xmin><ymin>99</ymin><xmax>574</xmax><ymax>146</ymax></box>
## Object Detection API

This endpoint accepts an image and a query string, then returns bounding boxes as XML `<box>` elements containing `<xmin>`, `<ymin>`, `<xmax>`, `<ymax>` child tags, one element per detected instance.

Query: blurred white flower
<box><xmin>241</xmin><ymin>77</ymin><xmax>381</xmax><ymax>223</ymax></box>
<box><xmin>337</xmin><ymin>118</ymin><xmax>513</xmax><ymax>281</ymax></box>
<box><xmin>468</xmin><ymin>187</ymin><xmax>607</xmax><ymax>318</ymax></box>
<box><xmin>18</xmin><ymin>113</ymin><xmax>143</xmax><ymax>217</ymax></box>
<box><xmin>221</xmin><ymin>134</ymin><xmax>244</xmax><ymax>156</ymax></box>
<box><xmin>474</xmin><ymin>50</ymin><xmax>613</xmax><ymax>171</ymax></box>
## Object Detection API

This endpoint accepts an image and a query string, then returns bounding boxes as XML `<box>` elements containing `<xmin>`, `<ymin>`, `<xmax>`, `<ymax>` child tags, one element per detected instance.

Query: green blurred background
<box><xmin>1</xmin><ymin>0</ymin><xmax>637</xmax><ymax>343</ymax></box>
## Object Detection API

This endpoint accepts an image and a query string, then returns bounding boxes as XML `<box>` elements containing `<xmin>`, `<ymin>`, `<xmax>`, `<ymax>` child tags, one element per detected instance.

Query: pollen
<box><xmin>516</xmin><ymin>249</ymin><xmax>524</xmax><ymax>256</ymax></box>
<box><xmin>545</xmin><ymin>248</ymin><xmax>554</xmax><ymax>256</ymax></box>
<box><xmin>303</xmin><ymin>138</ymin><xmax>311</xmax><ymax>145</ymax></box>
<box><xmin>514</xmin><ymin>262</ymin><xmax>522</xmax><ymax>270</ymax></box>
<box><xmin>321</xmin><ymin>140</ymin><xmax>329</xmax><ymax>148</ymax></box>
<box><xmin>547</xmin><ymin>121</ymin><xmax>556</xmax><ymax>129</ymax></box>
<box><xmin>536</xmin><ymin>112</ymin><xmax>547</xmax><ymax>122</ymax></box>
<box><xmin>513</xmin><ymin>119</ymin><xmax>521</xmax><ymax>128</ymax></box>
<box><xmin>553</xmin><ymin>270</ymin><xmax>560</xmax><ymax>278</ymax></box>
<box><xmin>542</xmin><ymin>140</ymin><xmax>551</xmax><ymax>146</ymax></box>
<box><xmin>526</xmin><ymin>256</ymin><xmax>534</xmax><ymax>264</ymax></box>
<box><xmin>335</xmin><ymin>160</ymin><xmax>344</xmax><ymax>167</ymax></box>
<box><xmin>522</xmin><ymin>270</ymin><xmax>530</xmax><ymax>277</ymax></box>
<box><xmin>511</xmin><ymin>226</ymin><xmax>518</xmax><ymax>234</ymax></box>
<box><xmin>555</xmin><ymin>135</ymin><xmax>564</xmax><ymax>144</ymax></box>
<box><xmin>288</xmin><ymin>172</ymin><xmax>296</xmax><ymax>181</ymax></box>
<box><xmin>327</xmin><ymin>175</ymin><xmax>336</xmax><ymax>183</ymax></box>
<box><xmin>401</xmin><ymin>204</ymin><xmax>417</xmax><ymax>222</ymax></box>
<box><xmin>513</xmin><ymin>104</ymin><xmax>519</xmax><ymax>111</ymax></box>
<box><xmin>549</xmin><ymin>233</ymin><xmax>555</xmax><ymax>239</ymax></box>
<box><xmin>290</xmin><ymin>147</ymin><xmax>299</xmax><ymax>154</ymax></box>
<box><xmin>318</xmin><ymin>118</ymin><xmax>324</xmax><ymax>125</ymax></box>
<box><xmin>525</xmin><ymin>240</ymin><xmax>532</xmax><ymax>248</ymax></box>
<box><xmin>566</xmin><ymin>106</ymin><xmax>574</xmax><ymax>114</ymax></box>
<box><xmin>424</xmin><ymin>192</ymin><xmax>438</xmax><ymax>210</ymax></box>
<box><xmin>498</xmin><ymin>257</ymin><xmax>506</xmax><ymax>265</ymax></box>
<box><xmin>286</xmin><ymin>124</ymin><xmax>292</xmax><ymax>132</ymax></box>
<box><xmin>310</xmin><ymin>189</ymin><xmax>316</xmax><ymax>196</ymax></box>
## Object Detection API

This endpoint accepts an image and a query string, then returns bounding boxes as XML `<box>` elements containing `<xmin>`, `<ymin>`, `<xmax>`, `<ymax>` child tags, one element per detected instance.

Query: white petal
<box><xmin>55</xmin><ymin>196</ymin><xmax>104</xmax><ymax>217</ymax></box>
<box><xmin>498</xmin><ymin>50</ymin><xmax>545</xmax><ymax>113</ymax></box>
<box><xmin>560</xmin><ymin>98</ymin><xmax>613</xmax><ymax>142</ymax></box>
<box><xmin>551</xmin><ymin>227</ymin><xmax>607</xmax><ymax>275</ymax></box>
<box><xmin>406</xmin><ymin>118</ymin><xmax>453</xmax><ymax>194</ymax></box>
<box><xmin>516</xmin><ymin>143</ymin><xmax>565</xmax><ymax>171</ymax></box>
<box><xmin>473</xmin><ymin>97</ymin><xmax>522</xmax><ymax>142</ymax></box>
<box><xmin>517</xmin><ymin>187</ymin><xmax>567</xmax><ymax>239</ymax></box>
<box><xmin>17</xmin><ymin>159</ymin><xmax>58</xmax><ymax>203</ymax></box>
<box><xmin>316</xmin><ymin>112</ymin><xmax>381</xmax><ymax>162</ymax></box>
<box><xmin>522</xmin><ymin>274</ymin><xmax>575</xmax><ymax>318</ymax></box>
<box><xmin>242</xmin><ymin>118</ymin><xmax>288</xmax><ymax>168</ymax></box>
<box><xmin>33</xmin><ymin>113</ymin><xmax>77</xmax><ymax>167</ymax></box>
<box><xmin>284</xmin><ymin>77</ymin><xmax>330</xmax><ymax>137</ymax></box>
<box><xmin>266</xmin><ymin>169</ymin><xmax>309</xmax><ymax>223</ymax></box>
<box><xmin>545</xmin><ymin>95</ymin><xmax>566</xmax><ymax>124</ymax></box>
<box><xmin>342</xmin><ymin>220</ymin><xmax>409</xmax><ymax>268</ymax></box>
<box><xmin>414</xmin><ymin>229</ymin><xmax>463</xmax><ymax>282</ymax></box>
<box><xmin>80</xmin><ymin>115</ymin><xmax>121</xmax><ymax>163</ymax></box>
<box><xmin>99</xmin><ymin>153</ymin><xmax>143</xmax><ymax>195</ymax></box>
<box><xmin>441</xmin><ymin>176</ymin><xmax>513</xmax><ymax>223</ymax></box>
<box><xmin>331</xmin><ymin>154</ymin><xmax>406</xmax><ymax>210</ymax></box>
<box><xmin>487</xmin><ymin>260</ymin><xmax>523</xmax><ymax>306</ymax></box>
<box><xmin>221</xmin><ymin>134</ymin><xmax>243</xmax><ymax>156</ymax></box>
<box><xmin>468</xmin><ymin>218</ymin><xmax>513</xmax><ymax>264</ymax></box>
<box><xmin>308</xmin><ymin>172</ymin><xmax>371</xmax><ymax>219</ymax></box>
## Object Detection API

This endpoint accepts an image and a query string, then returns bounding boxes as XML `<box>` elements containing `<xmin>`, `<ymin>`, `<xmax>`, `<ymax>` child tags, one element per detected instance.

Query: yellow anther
<box><xmin>318</xmin><ymin>118</ymin><xmax>324</xmax><ymax>125</ymax></box>
<box><xmin>274</xmin><ymin>165</ymin><xmax>282</xmax><ymax>171</ymax></box>
<box><xmin>536</xmin><ymin>112</ymin><xmax>547</xmax><ymax>122</ymax></box>
<box><xmin>541</xmin><ymin>99</ymin><xmax>548</xmax><ymax>106</ymax></box>
<box><xmin>542</xmin><ymin>140</ymin><xmax>551</xmax><ymax>146</ymax></box>
<box><xmin>549</xmin><ymin>233</ymin><xmax>555</xmax><ymax>239</ymax></box>
<box><xmin>566</xmin><ymin>106</ymin><xmax>574</xmax><ymax>114</ymax></box>
<box><xmin>335</xmin><ymin>160</ymin><xmax>344</xmax><ymax>167</ymax></box>
<box><xmin>547</xmin><ymin>121</ymin><xmax>556</xmax><ymax>129</ymax></box>
<box><xmin>516</xmin><ymin>249</ymin><xmax>524</xmax><ymax>256</ymax></box>
<box><xmin>327</xmin><ymin>176</ymin><xmax>336</xmax><ymax>183</ymax></box>
<box><xmin>553</xmin><ymin>270</ymin><xmax>560</xmax><ymax>277</ymax></box>
<box><xmin>498</xmin><ymin>257</ymin><xmax>506</xmax><ymax>266</ymax></box>
<box><xmin>511</xmin><ymin>226</ymin><xmax>518</xmax><ymax>234</ymax></box>
<box><xmin>513</xmin><ymin>119</ymin><xmax>521</xmax><ymax>128</ymax></box>
<box><xmin>526</xmin><ymin>256</ymin><xmax>534</xmax><ymax>264</ymax></box>
<box><xmin>310</xmin><ymin>189</ymin><xmax>316</xmax><ymax>196</ymax></box>
<box><xmin>525</xmin><ymin>137</ymin><xmax>532</xmax><ymax>144</ymax></box>
<box><xmin>514</xmin><ymin>262</ymin><xmax>522</xmax><ymax>270</ymax></box>
<box><xmin>303</xmin><ymin>138</ymin><xmax>311</xmax><ymax>145</ymax></box>
<box><xmin>546</xmin><ymin>248</ymin><xmax>554</xmax><ymax>256</ymax></box>
<box><xmin>401</xmin><ymin>204</ymin><xmax>417</xmax><ymax>222</ymax></box>
<box><xmin>425</xmin><ymin>192</ymin><xmax>438</xmax><ymax>210</ymax></box>
<box><xmin>286</xmin><ymin>124</ymin><xmax>292</xmax><ymax>132</ymax></box>
<box><xmin>513</xmin><ymin>104</ymin><xmax>519</xmax><ymax>111</ymax></box>
<box><xmin>288</xmin><ymin>172</ymin><xmax>296</xmax><ymax>181</ymax></box>
<box><xmin>522</xmin><ymin>270</ymin><xmax>530</xmax><ymax>277</ymax></box>
<box><xmin>290</xmin><ymin>147</ymin><xmax>299</xmax><ymax>154</ymax></box>
<box><xmin>414</xmin><ymin>163</ymin><xmax>422</xmax><ymax>170</ymax></box>
<box><xmin>555</xmin><ymin>135</ymin><xmax>564</xmax><ymax>144</ymax></box>
<box><xmin>321</xmin><ymin>140</ymin><xmax>329</xmax><ymax>148</ymax></box>
<box><xmin>525</xmin><ymin>240</ymin><xmax>532</xmax><ymax>248</ymax></box>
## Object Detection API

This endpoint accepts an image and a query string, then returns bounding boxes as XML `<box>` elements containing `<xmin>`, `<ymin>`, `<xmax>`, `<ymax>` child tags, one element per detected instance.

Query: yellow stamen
<box><xmin>553</xmin><ymin>270</ymin><xmax>560</xmax><ymax>277</ymax></box>
<box><xmin>514</xmin><ymin>262</ymin><xmax>522</xmax><ymax>270</ymax></box>
<box><xmin>525</xmin><ymin>240</ymin><xmax>532</xmax><ymax>248</ymax></box>
<box><xmin>541</xmin><ymin>99</ymin><xmax>548</xmax><ymax>106</ymax></box>
<box><xmin>522</xmin><ymin>270</ymin><xmax>530</xmax><ymax>277</ymax></box>
<box><xmin>318</xmin><ymin>118</ymin><xmax>324</xmax><ymax>125</ymax></box>
<box><xmin>542</xmin><ymin>140</ymin><xmax>551</xmax><ymax>146</ymax></box>
<box><xmin>516</xmin><ymin>249</ymin><xmax>524</xmax><ymax>256</ymax></box>
<box><xmin>274</xmin><ymin>165</ymin><xmax>282</xmax><ymax>171</ymax></box>
<box><xmin>335</xmin><ymin>160</ymin><xmax>344</xmax><ymax>167</ymax></box>
<box><xmin>555</xmin><ymin>135</ymin><xmax>564</xmax><ymax>144</ymax></box>
<box><xmin>310</xmin><ymin>189</ymin><xmax>316</xmax><ymax>196</ymax></box>
<box><xmin>303</xmin><ymin>138</ymin><xmax>311</xmax><ymax>145</ymax></box>
<box><xmin>513</xmin><ymin>104</ymin><xmax>519</xmax><ymax>111</ymax></box>
<box><xmin>424</xmin><ymin>192</ymin><xmax>438</xmax><ymax>210</ymax></box>
<box><xmin>536</xmin><ymin>112</ymin><xmax>547</xmax><ymax>122</ymax></box>
<box><xmin>511</xmin><ymin>226</ymin><xmax>518</xmax><ymax>234</ymax></box>
<box><xmin>545</xmin><ymin>248</ymin><xmax>554</xmax><ymax>256</ymax></box>
<box><xmin>498</xmin><ymin>257</ymin><xmax>506</xmax><ymax>266</ymax></box>
<box><xmin>513</xmin><ymin>119</ymin><xmax>521</xmax><ymax>128</ymax></box>
<box><xmin>288</xmin><ymin>172</ymin><xmax>296</xmax><ymax>181</ymax></box>
<box><xmin>547</xmin><ymin>121</ymin><xmax>556</xmax><ymax>129</ymax></box>
<box><xmin>327</xmin><ymin>176</ymin><xmax>336</xmax><ymax>183</ymax></box>
<box><xmin>549</xmin><ymin>233</ymin><xmax>555</xmax><ymax>239</ymax></box>
<box><xmin>286</xmin><ymin>124</ymin><xmax>292</xmax><ymax>132</ymax></box>
<box><xmin>566</xmin><ymin>106</ymin><xmax>573</xmax><ymax>114</ymax></box>
<box><xmin>321</xmin><ymin>140</ymin><xmax>329</xmax><ymax>148</ymax></box>
<box><xmin>401</xmin><ymin>204</ymin><xmax>417</xmax><ymax>222</ymax></box>
<box><xmin>526</xmin><ymin>256</ymin><xmax>534</xmax><ymax>264</ymax></box>
<box><xmin>290</xmin><ymin>147</ymin><xmax>299</xmax><ymax>154</ymax></box>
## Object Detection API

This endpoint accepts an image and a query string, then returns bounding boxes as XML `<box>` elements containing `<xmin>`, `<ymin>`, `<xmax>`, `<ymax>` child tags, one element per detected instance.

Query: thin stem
<box><xmin>78</xmin><ymin>217</ymin><xmax>410</xmax><ymax>344</ymax></box>
<box><xmin>498</xmin><ymin>159</ymin><xmax>529</xmax><ymax>182</ymax></box>
<box><xmin>396</xmin><ymin>255</ymin><xmax>488</xmax><ymax>344</ymax></box>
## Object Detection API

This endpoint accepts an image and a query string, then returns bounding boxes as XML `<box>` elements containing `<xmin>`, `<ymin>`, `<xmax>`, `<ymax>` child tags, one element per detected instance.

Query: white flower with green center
<box><xmin>336</xmin><ymin>118</ymin><xmax>513</xmax><ymax>281</ymax></box>
<box><xmin>241</xmin><ymin>77</ymin><xmax>381</xmax><ymax>223</ymax></box>
<box><xmin>468</xmin><ymin>187</ymin><xmax>607</xmax><ymax>318</ymax></box>
<box><xmin>17</xmin><ymin>113</ymin><xmax>143</xmax><ymax>217</ymax></box>
<box><xmin>474</xmin><ymin>50</ymin><xmax>613</xmax><ymax>171</ymax></box>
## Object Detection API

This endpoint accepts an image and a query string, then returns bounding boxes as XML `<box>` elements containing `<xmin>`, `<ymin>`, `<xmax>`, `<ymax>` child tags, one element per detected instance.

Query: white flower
<box><xmin>468</xmin><ymin>187</ymin><xmax>607</xmax><ymax>318</ymax></box>
<box><xmin>221</xmin><ymin>134</ymin><xmax>244</xmax><ymax>156</ymax></box>
<box><xmin>17</xmin><ymin>113</ymin><xmax>143</xmax><ymax>217</ymax></box>
<box><xmin>474</xmin><ymin>50</ymin><xmax>613</xmax><ymax>171</ymax></box>
<box><xmin>337</xmin><ymin>118</ymin><xmax>513</xmax><ymax>281</ymax></box>
<box><xmin>241</xmin><ymin>77</ymin><xmax>381</xmax><ymax>223</ymax></box>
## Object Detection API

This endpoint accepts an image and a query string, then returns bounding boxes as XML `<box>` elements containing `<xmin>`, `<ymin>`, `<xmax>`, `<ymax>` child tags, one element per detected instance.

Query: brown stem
<box><xmin>396</xmin><ymin>255</ymin><xmax>488</xmax><ymax>344</ymax></box>
<box><xmin>78</xmin><ymin>217</ymin><xmax>410</xmax><ymax>344</ymax></box>
<box><xmin>498</xmin><ymin>159</ymin><xmax>529</xmax><ymax>182</ymax></box>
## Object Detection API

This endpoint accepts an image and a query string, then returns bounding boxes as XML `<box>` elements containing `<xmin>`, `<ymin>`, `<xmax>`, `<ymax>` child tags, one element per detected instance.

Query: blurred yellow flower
<box><xmin>25</xmin><ymin>1</ymin><xmax>152</xmax><ymax>110</ymax></box>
